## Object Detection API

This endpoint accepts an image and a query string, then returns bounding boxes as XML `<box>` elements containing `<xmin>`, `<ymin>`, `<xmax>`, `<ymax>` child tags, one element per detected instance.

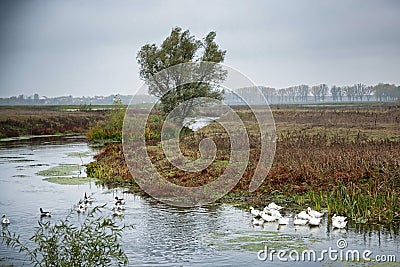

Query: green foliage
<box><xmin>2</xmin><ymin>205</ymin><xmax>131</xmax><ymax>267</ymax></box>
<box><xmin>137</xmin><ymin>27</ymin><xmax>227</xmax><ymax>119</ymax></box>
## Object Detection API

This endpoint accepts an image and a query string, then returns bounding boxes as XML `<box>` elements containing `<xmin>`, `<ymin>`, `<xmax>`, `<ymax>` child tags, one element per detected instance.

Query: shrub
<box><xmin>2</xmin><ymin>205</ymin><xmax>131</xmax><ymax>267</ymax></box>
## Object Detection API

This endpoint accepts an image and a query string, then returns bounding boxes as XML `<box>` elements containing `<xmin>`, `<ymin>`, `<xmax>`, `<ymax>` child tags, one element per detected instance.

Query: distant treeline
<box><xmin>225</xmin><ymin>83</ymin><xmax>400</xmax><ymax>104</ymax></box>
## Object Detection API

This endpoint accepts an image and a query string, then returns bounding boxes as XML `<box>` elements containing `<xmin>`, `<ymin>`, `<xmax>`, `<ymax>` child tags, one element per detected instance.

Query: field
<box><xmin>0</xmin><ymin>106</ymin><xmax>107</xmax><ymax>138</ymax></box>
<box><xmin>86</xmin><ymin>103</ymin><xmax>400</xmax><ymax>223</ymax></box>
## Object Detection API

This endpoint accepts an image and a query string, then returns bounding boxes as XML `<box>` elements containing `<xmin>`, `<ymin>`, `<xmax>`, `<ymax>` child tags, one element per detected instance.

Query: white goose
<box><xmin>297</xmin><ymin>210</ymin><xmax>311</xmax><ymax>220</ymax></box>
<box><xmin>308</xmin><ymin>216</ymin><xmax>321</xmax><ymax>226</ymax></box>
<box><xmin>249</xmin><ymin>207</ymin><xmax>262</xmax><ymax>218</ymax></box>
<box><xmin>266</xmin><ymin>202</ymin><xmax>283</xmax><ymax>211</ymax></box>
<box><xmin>2</xmin><ymin>214</ymin><xmax>10</xmax><ymax>225</ymax></box>
<box><xmin>332</xmin><ymin>219</ymin><xmax>347</xmax><ymax>229</ymax></box>
<box><xmin>293</xmin><ymin>215</ymin><xmax>308</xmax><ymax>225</ymax></box>
<box><xmin>40</xmin><ymin>208</ymin><xmax>51</xmax><ymax>217</ymax></box>
<box><xmin>307</xmin><ymin>207</ymin><xmax>324</xmax><ymax>218</ymax></box>
<box><xmin>261</xmin><ymin>212</ymin><xmax>277</xmax><ymax>222</ymax></box>
<box><xmin>332</xmin><ymin>214</ymin><xmax>347</xmax><ymax>222</ymax></box>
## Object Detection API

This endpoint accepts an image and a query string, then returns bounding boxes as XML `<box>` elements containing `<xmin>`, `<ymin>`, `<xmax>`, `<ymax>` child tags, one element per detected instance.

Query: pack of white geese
<box><xmin>249</xmin><ymin>203</ymin><xmax>347</xmax><ymax>229</ymax></box>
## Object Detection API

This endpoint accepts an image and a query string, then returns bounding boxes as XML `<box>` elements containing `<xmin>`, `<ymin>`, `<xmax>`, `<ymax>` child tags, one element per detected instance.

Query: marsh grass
<box><xmin>88</xmin><ymin>104</ymin><xmax>400</xmax><ymax>223</ymax></box>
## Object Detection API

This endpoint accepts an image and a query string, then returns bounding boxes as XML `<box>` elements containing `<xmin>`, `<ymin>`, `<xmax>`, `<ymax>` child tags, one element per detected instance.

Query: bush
<box><xmin>2</xmin><ymin>205</ymin><xmax>131</xmax><ymax>267</ymax></box>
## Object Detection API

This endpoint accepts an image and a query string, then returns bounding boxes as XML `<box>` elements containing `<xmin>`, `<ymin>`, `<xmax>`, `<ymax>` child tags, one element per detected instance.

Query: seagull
<box><xmin>40</xmin><ymin>208</ymin><xmax>51</xmax><ymax>217</ymax></box>
<box><xmin>115</xmin><ymin>196</ymin><xmax>125</xmax><ymax>205</ymax></box>
<box><xmin>84</xmin><ymin>192</ymin><xmax>94</xmax><ymax>203</ymax></box>
<box><xmin>2</xmin><ymin>214</ymin><xmax>10</xmax><ymax>225</ymax></box>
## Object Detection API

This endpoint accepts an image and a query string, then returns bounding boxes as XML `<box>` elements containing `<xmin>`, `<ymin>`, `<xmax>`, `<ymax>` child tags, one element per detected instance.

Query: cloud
<box><xmin>0</xmin><ymin>0</ymin><xmax>399</xmax><ymax>97</ymax></box>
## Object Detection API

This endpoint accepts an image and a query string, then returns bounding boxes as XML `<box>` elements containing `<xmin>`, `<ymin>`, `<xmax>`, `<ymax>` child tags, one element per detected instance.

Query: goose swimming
<box><xmin>308</xmin><ymin>217</ymin><xmax>321</xmax><ymax>226</ymax></box>
<box><xmin>297</xmin><ymin>210</ymin><xmax>311</xmax><ymax>220</ymax></box>
<box><xmin>261</xmin><ymin>212</ymin><xmax>277</xmax><ymax>222</ymax></box>
<box><xmin>293</xmin><ymin>215</ymin><xmax>308</xmax><ymax>225</ymax></box>
<box><xmin>266</xmin><ymin>202</ymin><xmax>283</xmax><ymax>211</ymax></box>
<box><xmin>249</xmin><ymin>207</ymin><xmax>262</xmax><ymax>218</ymax></box>
<box><xmin>332</xmin><ymin>219</ymin><xmax>347</xmax><ymax>229</ymax></box>
<box><xmin>332</xmin><ymin>214</ymin><xmax>347</xmax><ymax>222</ymax></box>
<box><xmin>307</xmin><ymin>207</ymin><xmax>324</xmax><ymax>218</ymax></box>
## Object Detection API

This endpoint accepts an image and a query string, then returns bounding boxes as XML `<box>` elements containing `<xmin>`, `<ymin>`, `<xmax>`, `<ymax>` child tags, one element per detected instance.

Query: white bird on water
<box><xmin>332</xmin><ymin>219</ymin><xmax>347</xmax><ymax>229</ymax></box>
<box><xmin>332</xmin><ymin>214</ymin><xmax>347</xmax><ymax>222</ymax></box>
<box><xmin>297</xmin><ymin>210</ymin><xmax>311</xmax><ymax>221</ymax></box>
<box><xmin>307</xmin><ymin>207</ymin><xmax>324</xmax><ymax>218</ymax></box>
<box><xmin>266</xmin><ymin>202</ymin><xmax>283</xmax><ymax>211</ymax></box>
<box><xmin>308</xmin><ymin>217</ymin><xmax>321</xmax><ymax>226</ymax></box>
<box><xmin>293</xmin><ymin>215</ymin><xmax>308</xmax><ymax>225</ymax></box>
<box><xmin>261</xmin><ymin>212</ymin><xmax>277</xmax><ymax>222</ymax></box>
<box><xmin>249</xmin><ymin>207</ymin><xmax>262</xmax><ymax>218</ymax></box>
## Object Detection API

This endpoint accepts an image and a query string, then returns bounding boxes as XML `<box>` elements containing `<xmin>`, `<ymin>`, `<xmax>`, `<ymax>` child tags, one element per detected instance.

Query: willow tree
<box><xmin>137</xmin><ymin>27</ymin><xmax>227</xmax><ymax>121</ymax></box>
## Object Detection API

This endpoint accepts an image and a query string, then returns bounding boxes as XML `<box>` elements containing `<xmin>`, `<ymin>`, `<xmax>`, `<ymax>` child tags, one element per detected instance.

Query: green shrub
<box><xmin>2</xmin><ymin>205</ymin><xmax>132</xmax><ymax>267</ymax></box>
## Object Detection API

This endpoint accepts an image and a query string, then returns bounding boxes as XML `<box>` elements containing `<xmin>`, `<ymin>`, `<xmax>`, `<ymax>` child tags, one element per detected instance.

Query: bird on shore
<box><xmin>2</xmin><ymin>214</ymin><xmax>10</xmax><ymax>225</ymax></box>
<box><xmin>40</xmin><ymin>208</ymin><xmax>51</xmax><ymax>217</ymax></box>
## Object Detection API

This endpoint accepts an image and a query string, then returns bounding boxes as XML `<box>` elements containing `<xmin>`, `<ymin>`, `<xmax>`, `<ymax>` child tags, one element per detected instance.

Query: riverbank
<box><xmin>87</xmin><ymin>104</ymin><xmax>400</xmax><ymax>223</ymax></box>
<box><xmin>0</xmin><ymin>105</ymin><xmax>107</xmax><ymax>139</ymax></box>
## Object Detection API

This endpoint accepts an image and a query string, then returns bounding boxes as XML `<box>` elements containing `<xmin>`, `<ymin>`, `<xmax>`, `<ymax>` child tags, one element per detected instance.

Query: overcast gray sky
<box><xmin>0</xmin><ymin>0</ymin><xmax>399</xmax><ymax>97</ymax></box>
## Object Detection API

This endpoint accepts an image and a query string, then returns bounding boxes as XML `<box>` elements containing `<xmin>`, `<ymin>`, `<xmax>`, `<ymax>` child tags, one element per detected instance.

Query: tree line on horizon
<box><xmin>257</xmin><ymin>83</ymin><xmax>399</xmax><ymax>103</ymax></box>
<box><xmin>256</xmin><ymin>82</ymin><xmax>399</xmax><ymax>103</ymax></box>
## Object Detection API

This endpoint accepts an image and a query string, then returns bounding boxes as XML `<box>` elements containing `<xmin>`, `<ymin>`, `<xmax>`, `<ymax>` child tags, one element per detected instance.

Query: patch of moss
<box><xmin>36</xmin><ymin>164</ymin><xmax>81</xmax><ymax>176</ymax></box>
<box><xmin>43</xmin><ymin>176</ymin><xmax>98</xmax><ymax>185</ymax></box>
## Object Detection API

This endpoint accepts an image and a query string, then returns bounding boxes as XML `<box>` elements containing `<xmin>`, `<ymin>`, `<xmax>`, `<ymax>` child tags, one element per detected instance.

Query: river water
<box><xmin>0</xmin><ymin>137</ymin><xmax>399</xmax><ymax>266</ymax></box>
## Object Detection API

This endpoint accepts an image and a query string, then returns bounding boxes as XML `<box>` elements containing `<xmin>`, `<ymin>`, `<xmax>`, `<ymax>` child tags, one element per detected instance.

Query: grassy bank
<box><xmin>0</xmin><ymin>106</ymin><xmax>107</xmax><ymax>139</ymax></box>
<box><xmin>87</xmin><ymin>103</ymin><xmax>400</xmax><ymax>223</ymax></box>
